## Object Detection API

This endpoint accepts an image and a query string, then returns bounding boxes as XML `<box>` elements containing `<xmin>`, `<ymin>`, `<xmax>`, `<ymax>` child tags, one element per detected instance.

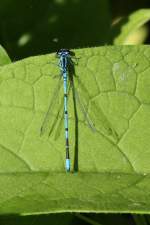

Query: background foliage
<box><xmin>0</xmin><ymin>0</ymin><xmax>150</xmax><ymax>60</ymax></box>
<box><xmin>0</xmin><ymin>0</ymin><xmax>150</xmax><ymax>225</ymax></box>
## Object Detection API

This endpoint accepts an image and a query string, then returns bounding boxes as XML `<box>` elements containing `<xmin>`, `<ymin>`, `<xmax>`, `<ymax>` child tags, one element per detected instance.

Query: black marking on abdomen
<box><xmin>66</xmin><ymin>138</ymin><xmax>69</xmax><ymax>159</ymax></box>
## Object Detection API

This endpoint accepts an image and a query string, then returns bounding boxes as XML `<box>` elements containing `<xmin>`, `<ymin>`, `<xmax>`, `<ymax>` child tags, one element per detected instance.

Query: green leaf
<box><xmin>0</xmin><ymin>45</ymin><xmax>150</xmax><ymax>214</ymax></box>
<box><xmin>0</xmin><ymin>45</ymin><xmax>11</xmax><ymax>66</ymax></box>
<box><xmin>113</xmin><ymin>9</ymin><xmax>150</xmax><ymax>44</ymax></box>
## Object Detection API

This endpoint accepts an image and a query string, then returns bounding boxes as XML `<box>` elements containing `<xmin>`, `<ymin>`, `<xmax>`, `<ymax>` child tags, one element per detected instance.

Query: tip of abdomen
<box><xmin>66</xmin><ymin>159</ymin><xmax>70</xmax><ymax>172</ymax></box>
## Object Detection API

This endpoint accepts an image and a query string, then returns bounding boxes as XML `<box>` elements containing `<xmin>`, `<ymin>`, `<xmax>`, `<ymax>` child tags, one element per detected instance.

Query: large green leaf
<box><xmin>0</xmin><ymin>46</ymin><xmax>150</xmax><ymax>214</ymax></box>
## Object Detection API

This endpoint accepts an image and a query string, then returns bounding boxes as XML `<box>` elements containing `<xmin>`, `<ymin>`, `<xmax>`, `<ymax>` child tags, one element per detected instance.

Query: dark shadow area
<box><xmin>0</xmin><ymin>0</ymin><xmax>111</xmax><ymax>61</ymax></box>
<box><xmin>0</xmin><ymin>213</ymin><xmax>139</xmax><ymax>225</ymax></box>
<box><xmin>110</xmin><ymin>0</ymin><xmax>150</xmax><ymax>18</ymax></box>
<box><xmin>0</xmin><ymin>213</ymin><xmax>73</xmax><ymax>225</ymax></box>
<box><xmin>86</xmin><ymin>213</ymin><xmax>135</xmax><ymax>225</ymax></box>
<box><xmin>68</xmin><ymin>56</ymin><xmax>79</xmax><ymax>172</ymax></box>
<box><xmin>145</xmin><ymin>21</ymin><xmax>150</xmax><ymax>44</ymax></box>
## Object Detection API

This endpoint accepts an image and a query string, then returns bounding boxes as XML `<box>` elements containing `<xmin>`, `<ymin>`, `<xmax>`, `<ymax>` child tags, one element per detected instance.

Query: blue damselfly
<box><xmin>40</xmin><ymin>49</ymin><xmax>118</xmax><ymax>172</ymax></box>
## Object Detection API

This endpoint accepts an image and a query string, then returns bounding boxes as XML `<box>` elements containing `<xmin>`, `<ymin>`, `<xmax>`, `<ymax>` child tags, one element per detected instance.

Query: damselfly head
<box><xmin>56</xmin><ymin>49</ymin><xmax>75</xmax><ymax>57</ymax></box>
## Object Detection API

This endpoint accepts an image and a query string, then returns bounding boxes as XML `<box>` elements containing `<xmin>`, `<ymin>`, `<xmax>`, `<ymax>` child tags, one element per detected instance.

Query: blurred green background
<box><xmin>0</xmin><ymin>0</ymin><xmax>150</xmax><ymax>61</ymax></box>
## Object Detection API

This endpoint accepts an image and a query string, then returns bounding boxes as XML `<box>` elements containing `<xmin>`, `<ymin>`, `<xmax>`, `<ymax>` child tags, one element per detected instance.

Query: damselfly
<box><xmin>40</xmin><ymin>49</ymin><xmax>118</xmax><ymax>172</ymax></box>
<box><xmin>41</xmin><ymin>49</ymin><xmax>76</xmax><ymax>172</ymax></box>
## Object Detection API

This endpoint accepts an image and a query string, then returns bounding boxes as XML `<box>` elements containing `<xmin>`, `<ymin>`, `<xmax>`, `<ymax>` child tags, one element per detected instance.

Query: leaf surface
<box><xmin>0</xmin><ymin>46</ymin><xmax>150</xmax><ymax>214</ymax></box>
